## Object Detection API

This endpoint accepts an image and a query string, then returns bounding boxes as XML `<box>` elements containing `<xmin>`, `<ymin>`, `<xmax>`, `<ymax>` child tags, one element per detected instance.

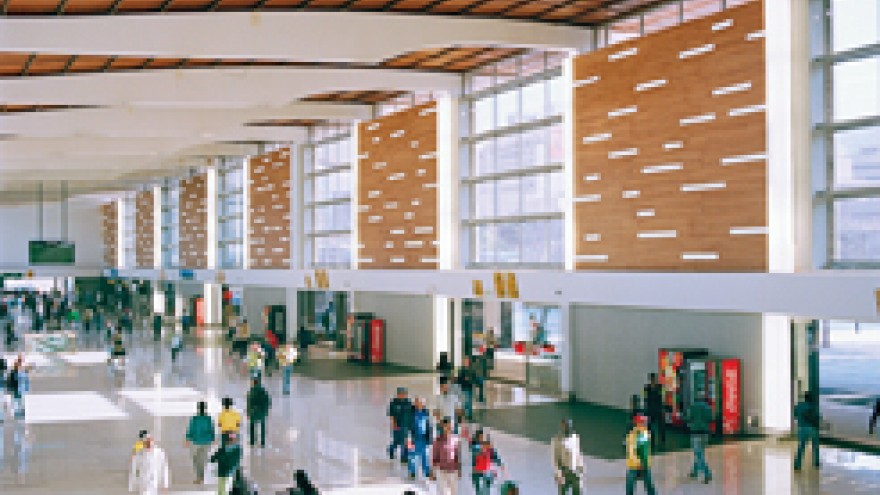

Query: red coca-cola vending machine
<box><xmin>369</xmin><ymin>319</ymin><xmax>385</xmax><ymax>364</ymax></box>
<box><xmin>686</xmin><ymin>356</ymin><xmax>742</xmax><ymax>435</ymax></box>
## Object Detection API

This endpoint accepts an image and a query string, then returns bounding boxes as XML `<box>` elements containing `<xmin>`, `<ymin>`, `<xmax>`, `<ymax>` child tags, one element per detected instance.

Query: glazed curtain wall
<box><xmin>573</xmin><ymin>0</ymin><xmax>767</xmax><ymax>271</ymax></box>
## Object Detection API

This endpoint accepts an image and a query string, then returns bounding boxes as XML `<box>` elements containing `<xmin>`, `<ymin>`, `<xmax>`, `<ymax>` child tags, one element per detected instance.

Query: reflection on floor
<box><xmin>0</xmin><ymin>329</ymin><xmax>876</xmax><ymax>494</ymax></box>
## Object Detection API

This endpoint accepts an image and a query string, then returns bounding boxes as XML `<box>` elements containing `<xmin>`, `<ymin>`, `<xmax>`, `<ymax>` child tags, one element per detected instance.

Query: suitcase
<box><xmin>499</xmin><ymin>480</ymin><xmax>518</xmax><ymax>495</ymax></box>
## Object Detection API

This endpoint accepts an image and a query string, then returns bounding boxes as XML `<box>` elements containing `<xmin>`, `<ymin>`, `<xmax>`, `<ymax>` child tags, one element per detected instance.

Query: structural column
<box><xmin>559</xmin><ymin>303</ymin><xmax>573</xmax><ymax>397</ymax></box>
<box><xmin>285</xmin><ymin>286</ymin><xmax>298</xmax><ymax>343</ymax></box>
<box><xmin>204</xmin><ymin>282</ymin><xmax>222</xmax><ymax>328</ymax></box>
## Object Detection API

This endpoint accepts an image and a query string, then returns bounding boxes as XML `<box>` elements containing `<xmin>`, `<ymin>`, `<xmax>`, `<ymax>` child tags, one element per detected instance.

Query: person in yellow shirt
<box><xmin>132</xmin><ymin>430</ymin><xmax>148</xmax><ymax>455</ymax></box>
<box><xmin>218</xmin><ymin>397</ymin><xmax>241</xmax><ymax>434</ymax></box>
<box><xmin>625</xmin><ymin>415</ymin><xmax>656</xmax><ymax>495</ymax></box>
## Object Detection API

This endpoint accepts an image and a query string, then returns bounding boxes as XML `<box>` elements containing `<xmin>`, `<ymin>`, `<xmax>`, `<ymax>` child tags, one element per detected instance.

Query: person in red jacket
<box><xmin>432</xmin><ymin>417</ymin><xmax>461</xmax><ymax>495</ymax></box>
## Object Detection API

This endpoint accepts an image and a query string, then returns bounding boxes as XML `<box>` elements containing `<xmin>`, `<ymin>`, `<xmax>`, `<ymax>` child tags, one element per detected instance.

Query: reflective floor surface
<box><xmin>0</xmin><ymin>328</ymin><xmax>878</xmax><ymax>494</ymax></box>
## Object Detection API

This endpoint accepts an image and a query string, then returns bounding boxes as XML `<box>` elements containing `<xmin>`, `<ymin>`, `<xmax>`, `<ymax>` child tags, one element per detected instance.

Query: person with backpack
<box><xmin>794</xmin><ymin>391</ymin><xmax>821</xmax><ymax>471</ymax></box>
<box><xmin>246</xmin><ymin>377</ymin><xmax>271</xmax><ymax>448</ymax></box>
<box><xmin>186</xmin><ymin>401</ymin><xmax>216</xmax><ymax>484</ymax></box>
<box><xmin>471</xmin><ymin>431</ymin><xmax>503</xmax><ymax>495</ymax></box>
<box><xmin>387</xmin><ymin>386</ymin><xmax>413</xmax><ymax>465</ymax></box>
<box><xmin>686</xmin><ymin>394</ymin><xmax>713</xmax><ymax>483</ymax></box>
<box><xmin>211</xmin><ymin>432</ymin><xmax>243</xmax><ymax>495</ymax></box>
<box><xmin>625</xmin><ymin>415</ymin><xmax>656</xmax><ymax>495</ymax></box>
<box><xmin>407</xmin><ymin>396</ymin><xmax>432</xmax><ymax>481</ymax></box>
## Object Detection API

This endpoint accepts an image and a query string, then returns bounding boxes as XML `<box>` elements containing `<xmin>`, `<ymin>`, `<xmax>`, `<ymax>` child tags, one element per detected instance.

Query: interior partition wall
<box><xmin>160</xmin><ymin>178</ymin><xmax>180</xmax><ymax>269</ymax></box>
<box><xmin>304</xmin><ymin>125</ymin><xmax>353</xmax><ymax>268</ymax></box>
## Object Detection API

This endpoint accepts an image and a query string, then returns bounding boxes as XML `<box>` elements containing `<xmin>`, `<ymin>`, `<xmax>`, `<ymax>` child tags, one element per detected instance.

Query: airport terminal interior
<box><xmin>1</xmin><ymin>0</ymin><xmax>880</xmax><ymax>493</ymax></box>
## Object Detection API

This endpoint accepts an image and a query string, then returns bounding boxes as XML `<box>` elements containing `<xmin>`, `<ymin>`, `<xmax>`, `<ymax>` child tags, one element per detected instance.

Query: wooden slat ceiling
<box><xmin>0</xmin><ymin>46</ymin><xmax>540</xmax><ymax>77</ymax></box>
<box><xmin>301</xmin><ymin>90</ymin><xmax>409</xmax><ymax>104</ymax></box>
<box><xmin>245</xmin><ymin>118</ymin><xmax>346</xmax><ymax>127</ymax></box>
<box><xmin>0</xmin><ymin>0</ymin><xmax>672</xmax><ymax>25</ymax></box>
<box><xmin>0</xmin><ymin>104</ymin><xmax>100</xmax><ymax>113</ymax></box>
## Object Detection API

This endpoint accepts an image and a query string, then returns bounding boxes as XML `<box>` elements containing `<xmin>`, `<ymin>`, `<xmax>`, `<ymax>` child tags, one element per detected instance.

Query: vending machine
<box><xmin>658</xmin><ymin>348</ymin><xmax>709</xmax><ymax>426</ymax></box>
<box><xmin>369</xmin><ymin>319</ymin><xmax>385</xmax><ymax>364</ymax></box>
<box><xmin>685</xmin><ymin>357</ymin><xmax>742</xmax><ymax>435</ymax></box>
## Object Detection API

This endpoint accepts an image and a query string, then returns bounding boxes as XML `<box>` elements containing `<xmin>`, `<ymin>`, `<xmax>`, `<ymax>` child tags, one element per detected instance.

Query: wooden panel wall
<box><xmin>573</xmin><ymin>0</ymin><xmax>767</xmax><ymax>271</ymax></box>
<box><xmin>248</xmin><ymin>147</ymin><xmax>292</xmax><ymax>269</ymax></box>
<box><xmin>135</xmin><ymin>190</ymin><xmax>155</xmax><ymax>269</ymax></box>
<box><xmin>358</xmin><ymin>102</ymin><xmax>438</xmax><ymax>269</ymax></box>
<box><xmin>101</xmin><ymin>201</ymin><xmax>117</xmax><ymax>268</ymax></box>
<box><xmin>179</xmin><ymin>174</ymin><xmax>208</xmax><ymax>269</ymax></box>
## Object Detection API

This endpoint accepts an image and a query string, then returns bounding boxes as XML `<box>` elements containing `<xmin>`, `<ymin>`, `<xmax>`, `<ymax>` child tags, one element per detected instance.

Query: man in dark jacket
<box><xmin>211</xmin><ymin>432</ymin><xmax>242</xmax><ymax>495</ymax></box>
<box><xmin>387</xmin><ymin>386</ymin><xmax>413</xmax><ymax>464</ymax></box>
<box><xmin>643</xmin><ymin>373</ymin><xmax>665</xmax><ymax>449</ymax></box>
<box><xmin>246</xmin><ymin>378</ymin><xmax>271</xmax><ymax>448</ymax></box>
<box><xmin>455</xmin><ymin>357</ymin><xmax>479</xmax><ymax>421</ymax></box>
<box><xmin>794</xmin><ymin>391</ymin><xmax>821</xmax><ymax>471</ymax></box>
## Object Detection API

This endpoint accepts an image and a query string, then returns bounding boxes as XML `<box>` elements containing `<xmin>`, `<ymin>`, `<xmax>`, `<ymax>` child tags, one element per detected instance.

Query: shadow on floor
<box><xmin>292</xmin><ymin>358</ymin><xmax>430</xmax><ymax>381</ymax></box>
<box><xmin>475</xmin><ymin>400</ymin><xmax>697</xmax><ymax>460</ymax></box>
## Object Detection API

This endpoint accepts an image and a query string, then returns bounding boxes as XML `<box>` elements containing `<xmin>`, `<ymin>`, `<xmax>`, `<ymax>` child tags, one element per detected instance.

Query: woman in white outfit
<box><xmin>129</xmin><ymin>435</ymin><xmax>170</xmax><ymax>495</ymax></box>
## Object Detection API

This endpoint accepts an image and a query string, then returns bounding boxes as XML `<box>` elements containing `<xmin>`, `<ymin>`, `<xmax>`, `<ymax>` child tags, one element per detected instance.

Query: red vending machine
<box><xmin>369</xmin><ymin>319</ymin><xmax>385</xmax><ymax>364</ymax></box>
<box><xmin>658</xmin><ymin>348</ymin><xmax>708</xmax><ymax>426</ymax></box>
<box><xmin>686</xmin><ymin>357</ymin><xmax>743</xmax><ymax>435</ymax></box>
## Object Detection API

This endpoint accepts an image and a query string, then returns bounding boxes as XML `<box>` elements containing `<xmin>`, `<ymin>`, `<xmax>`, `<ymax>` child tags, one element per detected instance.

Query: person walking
<box><xmin>387</xmin><ymin>386</ymin><xmax>413</xmax><ymax>464</ymax></box>
<box><xmin>186</xmin><ymin>401</ymin><xmax>216</xmax><ymax>484</ymax></box>
<box><xmin>211</xmin><ymin>432</ymin><xmax>243</xmax><ymax>495</ymax></box>
<box><xmin>868</xmin><ymin>397</ymin><xmax>880</xmax><ymax>436</ymax></box>
<box><xmin>278</xmin><ymin>343</ymin><xmax>298</xmax><ymax>396</ymax></box>
<box><xmin>407</xmin><ymin>396</ymin><xmax>433</xmax><ymax>481</ymax></box>
<box><xmin>686</xmin><ymin>394</ymin><xmax>713</xmax><ymax>483</ymax></box>
<box><xmin>246</xmin><ymin>378</ymin><xmax>271</xmax><ymax>448</ymax></box>
<box><xmin>128</xmin><ymin>434</ymin><xmax>170</xmax><ymax>495</ymax></box>
<box><xmin>455</xmin><ymin>357</ymin><xmax>478</xmax><ymax>421</ymax></box>
<box><xmin>170</xmin><ymin>331</ymin><xmax>183</xmax><ymax>365</ymax></box>
<box><xmin>551</xmin><ymin>419</ymin><xmax>584</xmax><ymax>495</ymax></box>
<box><xmin>793</xmin><ymin>391</ymin><xmax>821</xmax><ymax>471</ymax></box>
<box><xmin>218</xmin><ymin>397</ymin><xmax>242</xmax><ymax>435</ymax></box>
<box><xmin>434</xmin><ymin>376</ymin><xmax>462</xmax><ymax>433</ymax></box>
<box><xmin>472</xmin><ymin>432</ymin><xmax>503</xmax><ymax>495</ymax></box>
<box><xmin>6</xmin><ymin>359</ymin><xmax>22</xmax><ymax>419</ymax></box>
<box><xmin>643</xmin><ymin>373</ymin><xmax>665</xmax><ymax>450</ymax></box>
<box><xmin>431</xmin><ymin>417</ymin><xmax>461</xmax><ymax>495</ymax></box>
<box><xmin>625</xmin><ymin>415</ymin><xmax>656</xmax><ymax>495</ymax></box>
<box><xmin>246</xmin><ymin>342</ymin><xmax>264</xmax><ymax>379</ymax></box>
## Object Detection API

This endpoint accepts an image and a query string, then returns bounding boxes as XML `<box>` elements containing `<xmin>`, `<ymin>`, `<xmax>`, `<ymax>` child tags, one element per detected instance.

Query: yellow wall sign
<box><xmin>506</xmin><ymin>272</ymin><xmax>519</xmax><ymax>299</ymax></box>
<box><xmin>304</xmin><ymin>275</ymin><xmax>313</xmax><ymax>289</ymax></box>
<box><xmin>876</xmin><ymin>289</ymin><xmax>880</xmax><ymax>315</ymax></box>
<box><xmin>472</xmin><ymin>279</ymin><xmax>484</xmax><ymax>297</ymax></box>
<box><xmin>493</xmin><ymin>272</ymin><xmax>506</xmax><ymax>298</ymax></box>
<box><xmin>314</xmin><ymin>269</ymin><xmax>330</xmax><ymax>289</ymax></box>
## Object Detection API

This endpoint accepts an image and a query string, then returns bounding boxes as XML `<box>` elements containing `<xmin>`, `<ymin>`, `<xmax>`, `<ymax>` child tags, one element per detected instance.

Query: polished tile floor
<box><xmin>0</xmin><ymin>329</ymin><xmax>877</xmax><ymax>494</ymax></box>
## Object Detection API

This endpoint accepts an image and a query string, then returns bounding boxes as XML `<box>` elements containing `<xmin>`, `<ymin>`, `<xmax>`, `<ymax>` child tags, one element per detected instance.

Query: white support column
<box><xmin>285</xmin><ymin>286</ymin><xmax>298</xmax><ymax>342</ymax></box>
<box><xmin>291</xmin><ymin>144</ymin><xmax>304</xmax><ymax>270</ymax></box>
<box><xmin>115</xmin><ymin>198</ymin><xmax>124</xmax><ymax>269</ymax></box>
<box><xmin>563</xmin><ymin>55</ymin><xmax>576</xmax><ymax>272</ymax></box>
<box><xmin>206</xmin><ymin>163</ymin><xmax>218</xmax><ymax>270</ymax></box>
<box><xmin>351</xmin><ymin>122</ymin><xmax>361</xmax><ymax>269</ymax></box>
<box><xmin>762</xmin><ymin>314</ymin><xmax>792</xmax><ymax>433</ymax></box>
<box><xmin>559</xmin><ymin>303</ymin><xmax>573</xmax><ymax>396</ymax></box>
<box><xmin>153</xmin><ymin>185</ymin><xmax>162</xmax><ymax>269</ymax></box>
<box><xmin>174</xmin><ymin>282</ymin><xmax>184</xmax><ymax>324</ymax></box>
<box><xmin>204</xmin><ymin>282</ymin><xmax>222</xmax><ymax>327</ymax></box>
<box><xmin>451</xmin><ymin>297</ymin><xmax>463</xmax><ymax>366</ymax></box>
<box><xmin>434</xmin><ymin>296</ymin><xmax>450</xmax><ymax>367</ymax></box>
<box><xmin>242</xmin><ymin>155</ymin><xmax>252</xmax><ymax>270</ymax></box>
<box><xmin>766</xmin><ymin>0</ymin><xmax>812</xmax><ymax>273</ymax></box>
<box><xmin>437</xmin><ymin>94</ymin><xmax>460</xmax><ymax>270</ymax></box>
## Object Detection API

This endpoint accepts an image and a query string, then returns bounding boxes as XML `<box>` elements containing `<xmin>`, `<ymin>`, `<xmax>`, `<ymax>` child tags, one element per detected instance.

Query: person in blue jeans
<box><xmin>686</xmin><ymin>395</ymin><xmax>713</xmax><ymax>483</ymax></box>
<box><xmin>793</xmin><ymin>391</ymin><xmax>821</xmax><ymax>471</ymax></box>
<box><xmin>407</xmin><ymin>397</ymin><xmax>432</xmax><ymax>480</ymax></box>
<box><xmin>387</xmin><ymin>387</ymin><xmax>413</xmax><ymax>464</ymax></box>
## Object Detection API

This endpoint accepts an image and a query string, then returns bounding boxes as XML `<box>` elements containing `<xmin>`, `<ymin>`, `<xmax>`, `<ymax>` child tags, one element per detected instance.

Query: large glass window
<box><xmin>816</xmin><ymin>0</ymin><xmax>880</xmax><ymax>266</ymax></box>
<box><xmin>305</xmin><ymin>125</ymin><xmax>353</xmax><ymax>268</ymax></box>
<box><xmin>218</xmin><ymin>157</ymin><xmax>245</xmax><ymax>269</ymax></box>
<box><xmin>601</xmin><ymin>0</ymin><xmax>736</xmax><ymax>47</ymax></box>
<box><xmin>463</xmin><ymin>52</ymin><xmax>566</xmax><ymax>268</ymax></box>
<box><xmin>160</xmin><ymin>180</ymin><xmax>180</xmax><ymax>269</ymax></box>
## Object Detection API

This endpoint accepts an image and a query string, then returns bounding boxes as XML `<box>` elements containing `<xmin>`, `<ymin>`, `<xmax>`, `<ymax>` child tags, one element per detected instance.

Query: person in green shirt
<box><xmin>793</xmin><ymin>391</ymin><xmax>821</xmax><ymax>471</ymax></box>
<box><xmin>625</xmin><ymin>415</ymin><xmax>656</xmax><ymax>495</ymax></box>
<box><xmin>687</xmin><ymin>395</ymin><xmax>713</xmax><ymax>483</ymax></box>
<box><xmin>185</xmin><ymin>401</ymin><xmax>216</xmax><ymax>484</ymax></box>
<box><xmin>210</xmin><ymin>432</ymin><xmax>242</xmax><ymax>495</ymax></box>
